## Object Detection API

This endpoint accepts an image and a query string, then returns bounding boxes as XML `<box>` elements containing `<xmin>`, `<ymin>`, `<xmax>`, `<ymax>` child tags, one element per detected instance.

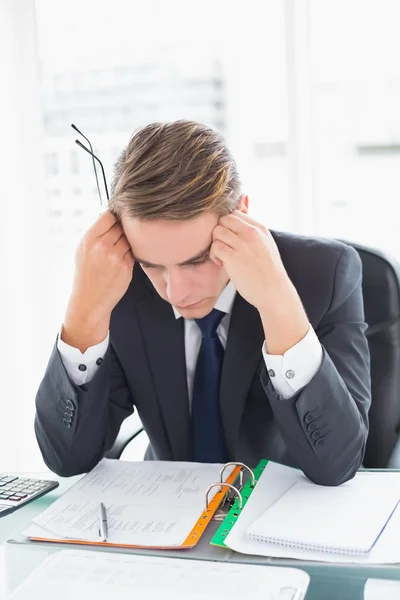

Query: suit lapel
<box><xmin>135</xmin><ymin>293</ymin><xmax>192</xmax><ymax>462</ymax></box>
<box><xmin>220</xmin><ymin>293</ymin><xmax>265</xmax><ymax>458</ymax></box>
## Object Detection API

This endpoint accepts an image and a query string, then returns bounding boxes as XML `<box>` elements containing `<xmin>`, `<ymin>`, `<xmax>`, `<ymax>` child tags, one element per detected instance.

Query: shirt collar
<box><xmin>172</xmin><ymin>280</ymin><xmax>237</xmax><ymax>320</ymax></box>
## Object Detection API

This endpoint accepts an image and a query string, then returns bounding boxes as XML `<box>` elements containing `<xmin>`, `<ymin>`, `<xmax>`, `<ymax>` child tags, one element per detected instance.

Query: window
<box><xmin>308</xmin><ymin>0</ymin><xmax>400</xmax><ymax>255</ymax></box>
<box><xmin>35</xmin><ymin>0</ymin><xmax>289</xmax><ymax>231</ymax></box>
<box><xmin>45</xmin><ymin>151</ymin><xmax>58</xmax><ymax>175</ymax></box>
<box><xmin>70</xmin><ymin>150</ymin><xmax>79</xmax><ymax>174</ymax></box>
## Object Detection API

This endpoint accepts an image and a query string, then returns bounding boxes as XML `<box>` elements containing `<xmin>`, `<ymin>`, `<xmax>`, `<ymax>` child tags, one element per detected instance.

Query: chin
<box><xmin>178</xmin><ymin>301</ymin><xmax>214</xmax><ymax>319</ymax></box>
<box><xmin>182</xmin><ymin>309</ymin><xmax>209</xmax><ymax>319</ymax></box>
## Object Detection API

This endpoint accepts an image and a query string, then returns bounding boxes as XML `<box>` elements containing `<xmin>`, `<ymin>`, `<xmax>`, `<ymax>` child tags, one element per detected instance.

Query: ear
<box><xmin>237</xmin><ymin>193</ymin><xmax>249</xmax><ymax>214</ymax></box>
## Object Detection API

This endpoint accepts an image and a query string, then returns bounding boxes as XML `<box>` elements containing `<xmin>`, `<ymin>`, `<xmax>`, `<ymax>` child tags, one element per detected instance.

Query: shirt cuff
<box><xmin>57</xmin><ymin>328</ymin><xmax>110</xmax><ymax>386</ymax></box>
<box><xmin>262</xmin><ymin>326</ymin><xmax>323</xmax><ymax>398</ymax></box>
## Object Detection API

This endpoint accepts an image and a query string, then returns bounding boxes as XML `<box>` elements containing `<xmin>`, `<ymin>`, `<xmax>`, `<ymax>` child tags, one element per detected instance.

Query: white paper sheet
<box><xmin>8</xmin><ymin>549</ymin><xmax>310</xmax><ymax>600</ymax></box>
<box><xmin>25</xmin><ymin>459</ymin><xmax>233</xmax><ymax>548</ymax></box>
<box><xmin>364</xmin><ymin>579</ymin><xmax>400</xmax><ymax>600</ymax></box>
<box><xmin>225</xmin><ymin>462</ymin><xmax>400</xmax><ymax>564</ymax></box>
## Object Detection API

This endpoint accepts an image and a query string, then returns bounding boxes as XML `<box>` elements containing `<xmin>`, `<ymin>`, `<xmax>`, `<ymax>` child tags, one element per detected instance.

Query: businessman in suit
<box><xmin>35</xmin><ymin>120</ymin><xmax>371</xmax><ymax>485</ymax></box>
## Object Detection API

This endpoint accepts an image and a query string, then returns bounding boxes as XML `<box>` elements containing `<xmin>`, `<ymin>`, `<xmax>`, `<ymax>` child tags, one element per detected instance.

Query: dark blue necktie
<box><xmin>191</xmin><ymin>308</ymin><xmax>228</xmax><ymax>463</ymax></box>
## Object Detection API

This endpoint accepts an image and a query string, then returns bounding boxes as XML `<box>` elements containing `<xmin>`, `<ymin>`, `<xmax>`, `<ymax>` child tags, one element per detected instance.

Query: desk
<box><xmin>1</xmin><ymin>472</ymin><xmax>400</xmax><ymax>600</ymax></box>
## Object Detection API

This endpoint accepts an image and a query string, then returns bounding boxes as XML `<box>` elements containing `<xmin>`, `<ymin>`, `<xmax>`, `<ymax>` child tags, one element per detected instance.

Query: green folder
<box><xmin>211</xmin><ymin>459</ymin><xmax>269</xmax><ymax>548</ymax></box>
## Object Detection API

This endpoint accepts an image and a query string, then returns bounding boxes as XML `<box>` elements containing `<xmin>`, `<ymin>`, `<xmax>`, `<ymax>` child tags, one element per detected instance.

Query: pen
<box><xmin>99</xmin><ymin>502</ymin><xmax>108</xmax><ymax>542</ymax></box>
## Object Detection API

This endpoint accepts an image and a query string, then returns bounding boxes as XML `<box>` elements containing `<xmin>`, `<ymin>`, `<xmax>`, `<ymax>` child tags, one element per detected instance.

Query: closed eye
<box><xmin>190</xmin><ymin>255</ymin><xmax>210</xmax><ymax>268</ymax></box>
<box><xmin>140</xmin><ymin>263</ymin><xmax>161</xmax><ymax>270</ymax></box>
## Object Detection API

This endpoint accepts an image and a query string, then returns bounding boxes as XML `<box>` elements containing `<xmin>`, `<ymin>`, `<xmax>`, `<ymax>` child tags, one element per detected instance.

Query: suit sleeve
<box><xmin>260</xmin><ymin>245</ymin><xmax>371</xmax><ymax>486</ymax></box>
<box><xmin>34</xmin><ymin>337</ymin><xmax>134</xmax><ymax>476</ymax></box>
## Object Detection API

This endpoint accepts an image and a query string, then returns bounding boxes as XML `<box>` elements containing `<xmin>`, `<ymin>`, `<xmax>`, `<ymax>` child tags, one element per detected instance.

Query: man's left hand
<box><xmin>210</xmin><ymin>209</ymin><xmax>310</xmax><ymax>355</ymax></box>
<box><xmin>210</xmin><ymin>210</ymin><xmax>288</xmax><ymax>312</ymax></box>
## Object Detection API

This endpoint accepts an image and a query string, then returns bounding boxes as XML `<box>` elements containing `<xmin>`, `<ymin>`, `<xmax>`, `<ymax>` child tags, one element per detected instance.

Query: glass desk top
<box><xmin>1</xmin><ymin>471</ymin><xmax>400</xmax><ymax>600</ymax></box>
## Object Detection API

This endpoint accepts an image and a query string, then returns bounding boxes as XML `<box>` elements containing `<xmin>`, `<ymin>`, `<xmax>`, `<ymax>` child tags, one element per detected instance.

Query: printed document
<box><xmin>25</xmin><ymin>459</ymin><xmax>233</xmax><ymax>548</ymax></box>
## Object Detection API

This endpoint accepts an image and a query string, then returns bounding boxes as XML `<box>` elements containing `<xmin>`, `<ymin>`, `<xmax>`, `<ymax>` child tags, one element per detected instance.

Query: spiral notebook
<box><xmin>246</xmin><ymin>474</ymin><xmax>400</xmax><ymax>556</ymax></box>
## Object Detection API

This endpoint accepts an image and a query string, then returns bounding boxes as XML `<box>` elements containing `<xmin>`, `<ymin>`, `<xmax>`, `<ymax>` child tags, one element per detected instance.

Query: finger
<box><xmin>123</xmin><ymin>248</ymin><xmax>135</xmax><ymax>268</ymax></box>
<box><xmin>114</xmin><ymin>235</ymin><xmax>132</xmax><ymax>256</ymax></box>
<box><xmin>210</xmin><ymin>240</ymin><xmax>234</xmax><ymax>265</ymax></box>
<box><xmin>231</xmin><ymin>210</ymin><xmax>266</xmax><ymax>229</ymax></box>
<box><xmin>99</xmin><ymin>222</ymin><xmax>125</xmax><ymax>246</ymax></box>
<box><xmin>89</xmin><ymin>210</ymin><xmax>118</xmax><ymax>240</ymax></box>
<box><xmin>210</xmin><ymin>255</ymin><xmax>223</xmax><ymax>267</ymax></box>
<box><xmin>218</xmin><ymin>213</ymin><xmax>251</xmax><ymax>234</ymax></box>
<box><xmin>212</xmin><ymin>224</ymin><xmax>238</xmax><ymax>249</ymax></box>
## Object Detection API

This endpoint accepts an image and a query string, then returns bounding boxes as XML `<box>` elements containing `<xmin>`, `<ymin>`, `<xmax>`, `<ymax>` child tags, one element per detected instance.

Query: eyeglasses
<box><xmin>71</xmin><ymin>124</ymin><xmax>109</xmax><ymax>207</ymax></box>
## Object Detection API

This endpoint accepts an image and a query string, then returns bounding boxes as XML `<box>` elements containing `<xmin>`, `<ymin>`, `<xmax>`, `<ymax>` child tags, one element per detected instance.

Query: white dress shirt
<box><xmin>57</xmin><ymin>281</ymin><xmax>323</xmax><ymax>399</ymax></box>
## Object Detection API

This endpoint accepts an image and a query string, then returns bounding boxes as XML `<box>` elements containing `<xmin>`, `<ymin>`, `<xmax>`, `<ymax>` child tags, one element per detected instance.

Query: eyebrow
<box><xmin>135</xmin><ymin>243</ymin><xmax>212</xmax><ymax>268</ymax></box>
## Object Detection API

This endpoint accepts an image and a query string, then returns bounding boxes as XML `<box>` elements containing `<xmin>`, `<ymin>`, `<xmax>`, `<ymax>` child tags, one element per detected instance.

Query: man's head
<box><xmin>109</xmin><ymin>120</ymin><xmax>246</xmax><ymax>318</ymax></box>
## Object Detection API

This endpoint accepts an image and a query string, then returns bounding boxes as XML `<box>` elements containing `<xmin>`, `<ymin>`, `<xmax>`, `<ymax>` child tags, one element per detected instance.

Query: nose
<box><xmin>165</xmin><ymin>269</ymin><xmax>192</xmax><ymax>307</ymax></box>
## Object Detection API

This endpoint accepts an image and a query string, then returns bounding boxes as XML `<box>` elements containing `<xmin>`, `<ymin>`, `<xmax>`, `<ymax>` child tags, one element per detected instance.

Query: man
<box><xmin>35</xmin><ymin>120</ymin><xmax>371</xmax><ymax>485</ymax></box>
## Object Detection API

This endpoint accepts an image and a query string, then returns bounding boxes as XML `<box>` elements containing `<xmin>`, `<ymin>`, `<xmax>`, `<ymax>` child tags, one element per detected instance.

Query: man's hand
<box><xmin>61</xmin><ymin>211</ymin><xmax>135</xmax><ymax>352</ymax></box>
<box><xmin>210</xmin><ymin>210</ymin><xmax>286</xmax><ymax>311</ymax></box>
<box><xmin>210</xmin><ymin>210</ymin><xmax>310</xmax><ymax>355</ymax></box>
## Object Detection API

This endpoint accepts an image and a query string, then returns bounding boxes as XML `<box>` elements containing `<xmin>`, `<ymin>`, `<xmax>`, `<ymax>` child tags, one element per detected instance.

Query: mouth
<box><xmin>176</xmin><ymin>300</ymin><xmax>204</xmax><ymax>309</ymax></box>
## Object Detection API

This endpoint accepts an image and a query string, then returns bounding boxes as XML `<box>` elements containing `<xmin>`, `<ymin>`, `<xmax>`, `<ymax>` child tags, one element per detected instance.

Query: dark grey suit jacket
<box><xmin>35</xmin><ymin>231</ymin><xmax>371</xmax><ymax>485</ymax></box>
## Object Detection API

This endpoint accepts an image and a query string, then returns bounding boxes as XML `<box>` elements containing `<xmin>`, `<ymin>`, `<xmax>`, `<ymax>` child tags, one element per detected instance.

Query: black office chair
<box><xmin>342</xmin><ymin>241</ymin><xmax>400</xmax><ymax>468</ymax></box>
<box><xmin>107</xmin><ymin>241</ymin><xmax>400</xmax><ymax>468</ymax></box>
<box><xmin>105</xmin><ymin>413</ymin><xmax>144</xmax><ymax>460</ymax></box>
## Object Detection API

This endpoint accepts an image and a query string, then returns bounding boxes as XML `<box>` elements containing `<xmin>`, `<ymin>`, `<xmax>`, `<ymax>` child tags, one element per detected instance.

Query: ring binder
<box><xmin>205</xmin><ymin>483</ymin><xmax>243</xmax><ymax>511</ymax></box>
<box><xmin>211</xmin><ymin>459</ymin><xmax>269</xmax><ymax>548</ymax></box>
<box><xmin>219</xmin><ymin>462</ymin><xmax>256</xmax><ymax>489</ymax></box>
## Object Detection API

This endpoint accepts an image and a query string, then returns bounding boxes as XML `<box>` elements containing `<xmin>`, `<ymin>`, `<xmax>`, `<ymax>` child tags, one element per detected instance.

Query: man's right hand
<box><xmin>61</xmin><ymin>211</ymin><xmax>135</xmax><ymax>353</ymax></box>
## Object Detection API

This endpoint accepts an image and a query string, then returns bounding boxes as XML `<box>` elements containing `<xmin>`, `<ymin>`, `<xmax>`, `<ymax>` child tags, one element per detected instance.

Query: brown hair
<box><xmin>109</xmin><ymin>120</ymin><xmax>241</xmax><ymax>220</ymax></box>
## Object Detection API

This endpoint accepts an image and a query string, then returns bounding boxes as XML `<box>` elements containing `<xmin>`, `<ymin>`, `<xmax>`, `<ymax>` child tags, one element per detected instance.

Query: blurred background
<box><xmin>1</xmin><ymin>0</ymin><xmax>399</xmax><ymax>471</ymax></box>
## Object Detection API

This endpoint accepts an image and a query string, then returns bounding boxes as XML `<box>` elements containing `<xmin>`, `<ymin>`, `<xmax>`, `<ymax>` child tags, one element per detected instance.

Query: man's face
<box><xmin>122</xmin><ymin>211</ymin><xmax>229</xmax><ymax>319</ymax></box>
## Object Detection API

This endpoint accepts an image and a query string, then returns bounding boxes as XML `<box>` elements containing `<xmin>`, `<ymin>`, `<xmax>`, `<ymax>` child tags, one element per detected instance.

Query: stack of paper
<box><xmin>364</xmin><ymin>579</ymin><xmax>400</xmax><ymax>600</ymax></box>
<box><xmin>8</xmin><ymin>550</ymin><xmax>310</xmax><ymax>600</ymax></box>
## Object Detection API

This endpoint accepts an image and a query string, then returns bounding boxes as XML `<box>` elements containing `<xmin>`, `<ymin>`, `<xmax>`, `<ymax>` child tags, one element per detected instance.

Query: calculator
<box><xmin>0</xmin><ymin>474</ymin><xmax>59</xmax><ymax>517</ymax></box>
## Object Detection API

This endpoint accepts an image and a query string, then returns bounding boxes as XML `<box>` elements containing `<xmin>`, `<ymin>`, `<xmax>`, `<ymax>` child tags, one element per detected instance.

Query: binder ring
<box><xmin>205</xmin><ymin>483</ymin><xmax>243</xmax><ymax>511</ymax></box>
<box><xmin>220</xmin><ymin>462</ymin><xmax>256</xmax><ymax>488</ymax></box>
